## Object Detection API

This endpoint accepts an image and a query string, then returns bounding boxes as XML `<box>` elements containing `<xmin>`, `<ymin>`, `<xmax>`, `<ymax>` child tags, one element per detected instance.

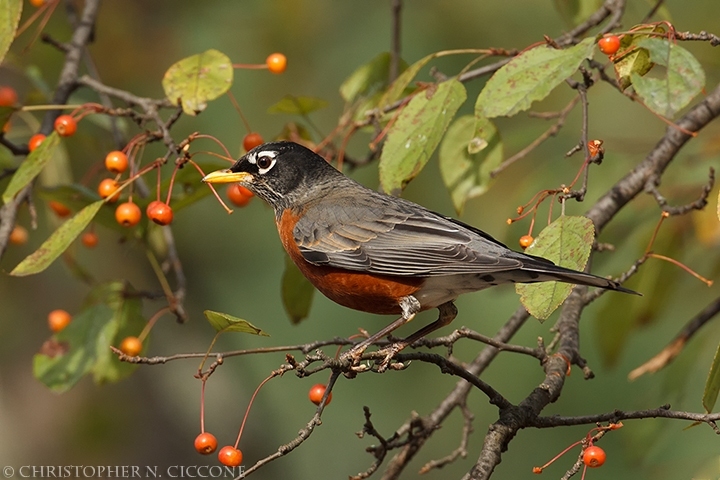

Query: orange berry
<box><xmin>146</xmin><ymin>201</ymin><xmax>173</xmax><ymax>226</ymax></box>
<box><xmin>119</xmin><ymin>336</ymin><xmax>143</xmax><ymax>356</ymax></box>
<box><xmin>598</xmin><ymin>35</ymin><xmax>621</xmax><ymax>55</ymax></box>
<box><xmin>519</xmin><ymin>235</ymin><xmax>534</xmax><ymax>249</ymax></box>
<box><xmin>227</xmin><ymin>184</ymin><xmax>253</xmax><ymax>207</ymax></box>
<box><xmin>28</xmin><ymin>133</ymin><xmax>46</xmax><ymax>152</ymax></box>
<box><xmin>48</xmin><ymin>309</ymin><xmax>71</xmax><ymax>333</ymax></box>
<box><xmin>54</xmin><ymin>114</ymin><xmax>77</xmax><ymax>137</ymax></box>
<box><xmin>9</xmin><ymin>225</ymin><xmax>28</xmax><ymax>245</ymax></box>
<box><xmin>194</xmin><ymin>433</ymin><xmax>218</xmax><ymax>455</ymax></box>
<box><xmin>105</xmin><ymin>150</ymin><xmax>129</xmax><ymax>174</ymax></box>
<box><xmin>115</xmin><ymin>202</ymin><xmax>142</xmax><ymax>227</ymax></box>
<box><xmin>49</xmin><ymin>200</ymin><xmax>71</xmax><ymax>218</ymax></box>
<box><xmin>266</xmin><ymin>53</ymin><xmax>287</xmax><ymax>74</ymax></box>
<box><xmin>98</xmin><ymin>178</ymin><xmax>121</xmax><ymax>202</ymax></box>
<box><xmin>583</xmin><ymin>446</ymin><xmax>606</xmax><ymax>468</ymax></box>
<box><xmin>308</xmin><ymin>383</ymin><xmax>332</xmax><ymax>406</ymax></box>
<box><xmin>217</xmin><ymin>446</ymin><xmax>243</xmax><ymax>467</ymax></box>
<box><xmin>29</xmin><ymin>0</ymin><xmax>46</xmax><ymax>7</ymax></box>
<box><xmin>0</xmin><ymin>86</ymin><xmax>18</xmax><ymax>107</ymax></box>
<box><xmin>81</xmin><ymin>231</ymin><xmax>98</xmax><ymax>248</ymax></box>
<box><xmin>243</xmin><ymin>132</ymin><xmax>264</xmax><ymax>152</ymax></box>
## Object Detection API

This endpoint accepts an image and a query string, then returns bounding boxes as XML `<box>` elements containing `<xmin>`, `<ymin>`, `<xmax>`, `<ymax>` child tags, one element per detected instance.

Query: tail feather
<box><xmin>517</xmin><ymin>258</ymin><xmax>639</xmax><ymax>295</ymax></box>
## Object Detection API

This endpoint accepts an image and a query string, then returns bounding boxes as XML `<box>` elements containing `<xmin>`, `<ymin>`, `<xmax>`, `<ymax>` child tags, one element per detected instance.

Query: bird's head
<box><xmin>202</xmin><ymin>141</ymin><xmax>341</xmax><ymax>212</ymax></box>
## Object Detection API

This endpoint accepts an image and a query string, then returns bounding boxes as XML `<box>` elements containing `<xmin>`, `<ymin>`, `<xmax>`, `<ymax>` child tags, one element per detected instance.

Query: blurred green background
<box><xmin>1</xmin><ymin>1</ymin><xmax>720</xmax><ymax>478</ymax></box>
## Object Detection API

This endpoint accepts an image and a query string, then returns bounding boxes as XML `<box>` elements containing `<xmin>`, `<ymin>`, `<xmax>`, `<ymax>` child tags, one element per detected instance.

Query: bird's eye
<box><xmin>257</xmin><ymin>155</ymin><xmax>272</xmax><ymax>169</ymax></box>
<box><xmin>248</xmin><ymin>150</ymin><xmax>278</xmax><ymax>175</ymax></box>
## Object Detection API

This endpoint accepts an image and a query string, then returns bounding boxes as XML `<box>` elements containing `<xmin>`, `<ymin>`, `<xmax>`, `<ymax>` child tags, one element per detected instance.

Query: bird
<box><xmin>202</xmin><ymin>141</ymin><xmax>636</xmax><ymax>367</ymax></box>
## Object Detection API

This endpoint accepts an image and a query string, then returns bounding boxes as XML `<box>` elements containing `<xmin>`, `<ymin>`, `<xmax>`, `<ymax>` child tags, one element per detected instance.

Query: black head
<box><xmin>202</xmin><ymin>141</ymin><xmax>343</xmax><ymax>211</ymax></box>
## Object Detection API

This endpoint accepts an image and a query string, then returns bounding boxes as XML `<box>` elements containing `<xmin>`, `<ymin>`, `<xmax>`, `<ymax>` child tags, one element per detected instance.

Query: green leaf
<box><xmin>340</xmin><ymin>52</ymin><xmax>395</xmax><ymax>103</ymax></box>
<box><xmin>553</xmin><ymin>0</ymin><xmax>603</xmax><ymax>27</ymax></box>
<box><xmin>379</xmin><ymin>80</ymin><xmax>466</xmax><ymax>195</ymax></box>
<box><xmin>267</xmin><ymin>95</ymin><xmax>329</xmax><ymax>115</ymax></box>
<box><xmin>203</xmin><ymin>310</ymin><xmax>270</xmax><ymax>336</ymax></box>
<box><xmin>92</xmin><ymin>283</ymin><xmax>146</xmax><ymax>384</ymax></box>
<box><xmin>10</xmin><ymin>200</ymin><xmax>104</xmax><ymax>276</ymax></box>
<box><xmin>281</xmin><ymin>254</ymin><xmax>315</xmax><ymax>324</ymax></box>
<box><xmin>476</xmin><ymin>37</ymin><xmax>595</xmax><ymax>118</ymax></box>
<box><xmin>162</xmin><ymin>49</ymin><xmax>233</xmax><ymax>115</ymax></box>
<box><xmin>612</xmin><ymin>25</ymin><xmax>664</xmax><ymax>90</ymax></box>
<box><xmin>2</xmin><ymin>131</ymin><xmax>60</xmax><ymax>204</ymax></box>
<box><xmin>34</xmin><ymin>304</ymin><xmax>113</xmax><ymax>393</ymax></box>
<box><xmin>33</xmin><ymin>282</ymin><xmax>146</xmax><ymax>392</ymax></box>
<box><xmin>0</xmin><ymin>0</ymin><xmax>22</xmax><ymax>65</ymax></box>
<box><xmin>630</xmin><ymin>38</ymin><xmax>705</xmax><ymax>118</ymax></box>
<box><xmin>439</xmin><ymin>115</ymin><xmax>503</xmax><ymax>214</ymax></box>
<box><xmin>515</xmin><ymin>215</ymin><xmax>594</xmax><ymax>320</ymax></box>
<box><xmin>703</xmin><ymin>343</ymin><xmax>720</xmax><ymax>412</ymax></box>
<box><xmin>377</xmin><ymin>52</ymin><xmax>437</xmax><ymax>109</ymax></box>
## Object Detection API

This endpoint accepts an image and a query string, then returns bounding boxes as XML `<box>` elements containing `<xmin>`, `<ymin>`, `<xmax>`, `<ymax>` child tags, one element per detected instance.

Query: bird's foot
<box><xmin>340</xmin><ymin>344</ymin><xmax>371</xmax><ymax>375</ymax></box>
<box><xmin>373</xmin><ymin>343</ymin><xmax>409</xmax><ymax>373</ymax></box>
<box><xmin>340</xmin><ymin>340</ymin><xmax>411</xmax><ymax>374</ymax></box>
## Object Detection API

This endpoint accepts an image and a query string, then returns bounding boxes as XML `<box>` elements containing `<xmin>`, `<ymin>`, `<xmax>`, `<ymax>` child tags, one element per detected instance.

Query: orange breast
<box><xmin>277</xmin><ymin>209</ymin><xmax>424</xmax><ymax>315</ymax></box>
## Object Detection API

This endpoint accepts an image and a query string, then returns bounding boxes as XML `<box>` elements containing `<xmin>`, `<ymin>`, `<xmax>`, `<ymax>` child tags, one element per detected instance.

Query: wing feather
<box><xmin>293</xmin><ymin>195</ymin><xmax>523</xmax><ymax>277</ymax></box>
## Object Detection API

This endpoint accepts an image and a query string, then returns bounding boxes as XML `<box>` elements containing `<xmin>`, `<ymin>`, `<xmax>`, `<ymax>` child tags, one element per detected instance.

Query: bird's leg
<box><xmin>342</xmin><ymin>296</ymin><xmax>421</xmax><ymax>368</ymax></box>
<box><xmin>374</xmin><ymin>301</ymin><xmax>458</xmax><ymax>371</ymax></box>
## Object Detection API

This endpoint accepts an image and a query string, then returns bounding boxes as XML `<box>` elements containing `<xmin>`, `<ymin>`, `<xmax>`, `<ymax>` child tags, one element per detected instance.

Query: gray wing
<box><xmin>293</xmin><ymin>194</ymin><xmax>526</xmax><ymax>277</ymax></box>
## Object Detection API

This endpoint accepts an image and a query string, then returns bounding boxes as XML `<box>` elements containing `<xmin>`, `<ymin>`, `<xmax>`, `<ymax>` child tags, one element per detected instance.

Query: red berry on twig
<box><xmin>583</xmin><ymin>446</ymin><xmax>606</xmax><ymax>468</ymax></box>
<box><xmin>598</xmin><ymin>35</ymin><xmax>621</xmax><ymax>55</ymax></box>
<box><xmin>194</xmin><ymin>433</ymin><xmax>218</xmax><ymax>455</ymax></box>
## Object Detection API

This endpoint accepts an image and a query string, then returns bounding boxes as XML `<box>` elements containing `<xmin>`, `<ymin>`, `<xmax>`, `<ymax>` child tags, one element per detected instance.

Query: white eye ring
<box><xmin>256</xmin><ymin>154</ymin><xmax>276</xmax><ymax>174</ymax></box>
<box><xmin>247</xmin><ymin>150</ymin><xmax>278</xmax><ymax>174</ymax></box>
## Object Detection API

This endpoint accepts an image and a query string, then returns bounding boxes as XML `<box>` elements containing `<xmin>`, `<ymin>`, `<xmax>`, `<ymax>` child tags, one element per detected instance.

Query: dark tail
<box><xmin>515</xmin><ymin>254</ymin><xmax>640</xmax><ymax>295</ymax></box>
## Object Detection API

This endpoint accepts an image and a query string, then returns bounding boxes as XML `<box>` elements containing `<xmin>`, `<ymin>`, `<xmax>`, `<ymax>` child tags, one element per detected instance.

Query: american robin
<box><xmin>203</xmin><ymin>141</ymin><xmax>635</xmax><ymax>366</ymax></box>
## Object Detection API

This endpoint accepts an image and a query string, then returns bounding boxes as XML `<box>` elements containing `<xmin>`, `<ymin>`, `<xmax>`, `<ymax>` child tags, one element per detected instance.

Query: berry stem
<box><xmin>532</xmin><ymin>439</ymin><xmax>583</xmax><ymax>473</ymax></box>
<box><xmin>20</xmin><ymin>104</ymin><xmax>85</xmax><ymax>111</ymax></box>
<box><xmin>138</xmin><ymin>306</ymin><xmax>171</xmax><ymax>343</ymax></box>
<box><xmin>200</xmin><ymin>379</ymin><xmax>207</xmax><ymax>434</ymax></box>
<box><xmin>226</xmin><ymin>90</ymin><xmax>253</xmax><ymax>134</ymax></box>
<box><xmin>165</xmin><ymin>164</ymin><xmax>181</xmax><ymax>206</ymax></box>
<box><xmin>188</xmin><ymin>160</ymin><xmax>233</xmax><ymax>214</ymax></box>
<box><xmin>646</xmin><ymin>253</ymin><xmax>713</xmax><ymax>286</ymax></box>
<box><xmin>155</xmin><ymin>166</ymin><xmax>162</xmax><ymax>202</ymax></box>
<box><xmin>145</xmin><ymin>249</ymin><xmax>177</xmax><ymax>306</ymax></box>
<box><xmin>190</xmin><ymin>134</ymin><xmax>234</xmax><ymax>162</ymax></box>
<box><xmin>234</xmin><ymin>372</ymin><xmax>279</xmax><ymax>449</ymax></box>
<box><xmin>231</xmin><ymin>63</ymin><xmax>267</xmax><ymax>69</ymax></box>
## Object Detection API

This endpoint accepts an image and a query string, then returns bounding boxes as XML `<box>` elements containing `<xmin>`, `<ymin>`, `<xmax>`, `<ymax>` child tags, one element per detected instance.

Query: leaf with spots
<box><xmin>162</xmin><ymin>49</ymin><xmax>233</xmax><ymax>115</ymax></box>
<box><xmin>10</xmin><ymin>200</ymin><xmax>104</xmax><ymax>276</ymax></box>
<box><xmin>439</xmin><ymin>115</ymin><xmax>503</xmax><ymax>214</ymax></box>
<box><xmin>612</xmin><ymin>24</ymin><xmax>665</xmax><ymax>90</ymax></box>
<box><xmin>476</xmin><ymin>37</ymin><xmax>595</xmax><ymax>118</ymax></box>
<box><xmin>379</xmin><ymin>79</ymin><xmax>466</xmax><ymax>195</ymax></box>
<box><xmin>2</xmin><ymin>131</ymin><xmax>60</xmax><ymax>204</ymax></box>
<box><xmin>630</xmin><ymin>38</ymin><xmax>705</xmax><ymax>118</ymax></box>
<box><xmin>0</xmin><ymin>0</ymin><xmax>22</xmax><ymax>65</ymax></box>
<box><xmin>516</xmin><ymin>215</ymin><xmax>594</xmax><ymax>320</ymax></box>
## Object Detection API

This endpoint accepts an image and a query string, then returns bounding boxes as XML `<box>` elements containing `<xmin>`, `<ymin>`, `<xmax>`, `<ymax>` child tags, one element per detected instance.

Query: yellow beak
<box><xmin>201</xmin><ymin>169</ymin><xmax>254</xmax><ymax>184</ymax></box>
